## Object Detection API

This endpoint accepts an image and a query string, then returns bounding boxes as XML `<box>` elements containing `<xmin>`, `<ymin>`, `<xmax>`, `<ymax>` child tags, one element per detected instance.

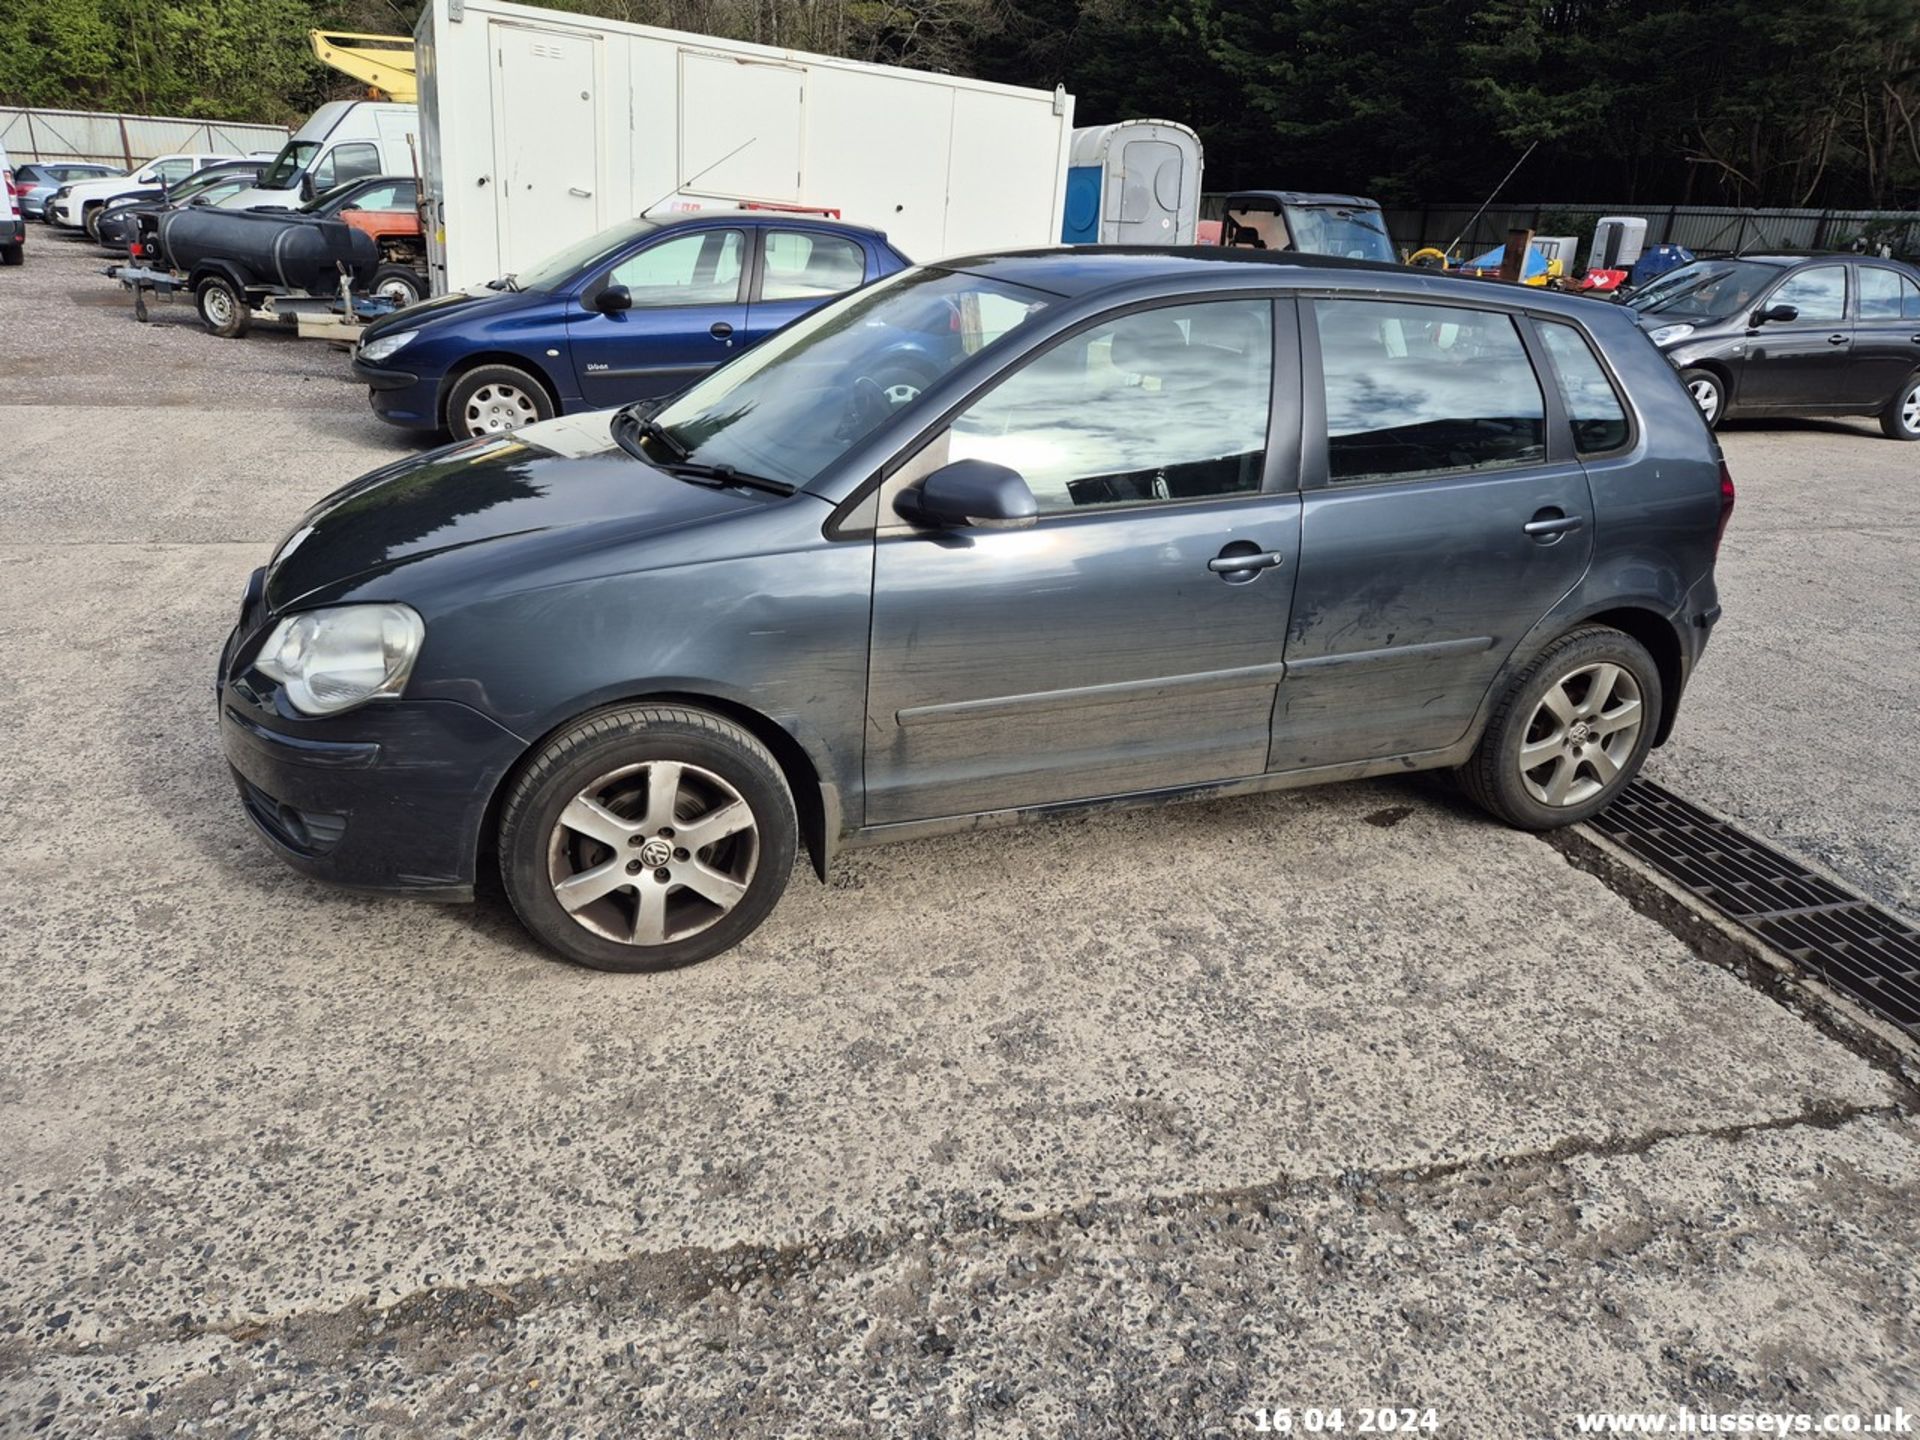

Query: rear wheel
<box><xmin>0</xmin><ymin>242</ymin><xmax>21</xmax><ymax>267</ymax></box>
<box><xmin>195</xmin><ymin>275</ymin><xmax>250</xmax><ymax>338</ymax></box>
<box><xmin>1679</xmin><ymin>367</ymin><xmax>1723</xmax><ymax>429</ymax></box>
<box><xmin>370</xmin><ymin>263</ymin><xmax>425</xmax><ymax>309</ymax></box>
<box><xmin>498</xmin><ymin>705</ymin><xmax>798</xmax><ymax>971</ymax></box>
<box><xmin>1458</xmin><ymin>625</ymin><xmax>1662</xmax><ymax>830</ymax></box>
<box><xmin>446</xmin><ymin>363</ymin><xmax>553</xmax><ymax>438</ymax></box>
<box><xmin>1880</xmin><ymin>373</ymin><xmax>1920</xmax><ymax>441</ymax></box>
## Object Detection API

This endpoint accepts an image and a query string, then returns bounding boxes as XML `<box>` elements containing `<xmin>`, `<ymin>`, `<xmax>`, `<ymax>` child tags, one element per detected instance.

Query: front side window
<box><xmin>342</xmin><ymin>181</ymin><xmax>410</xmax><ymax>212</ymax></box>
<box><xmin>947</xmin><ymin>300</ymin><xmax>1273</xmax><ymax>512</ymax></box>
<box><xmin>762</xmin><ymin>229</ymin><xmax>867</xmax><ymax>301</ymax></box>
<box><xmin>152</xmin><ymin>159</ymin><xmax>195</xmax><ymax>183</ymax></box>
<box><xmin>608</xmin><ymin>229</ymin><xmax>744</xmax><ymax>305</ymax></box>
<box><xmin>1768</xmin><ymin>266</ymin><xmax>1847</xmax><ymax>323</ymax></box>
<box><xmin>1316</xmin><ymin>299</ymin><xmax>1546</xmax><ymax>484</ymax></box>
<box><xmin>1537</xmin><ymin>322</ymin><xmax>1629</xmax><ymax>454</ymax></box>
<box><xmin>328</xmin><ymin>143</ymin><xmax>381</xmax><ymax>185</ymax></box>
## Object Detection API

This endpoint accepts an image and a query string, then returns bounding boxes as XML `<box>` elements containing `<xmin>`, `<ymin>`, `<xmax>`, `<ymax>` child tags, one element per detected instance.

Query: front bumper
<box><xmin>218</xmin><ymin>585</ymin><xmax>527</xmax><ymax>898</ymax></box>
<box><xmin>351</xmin><ymin>354</ymin><xmax>440</xmax><ymax>430</ymax></box>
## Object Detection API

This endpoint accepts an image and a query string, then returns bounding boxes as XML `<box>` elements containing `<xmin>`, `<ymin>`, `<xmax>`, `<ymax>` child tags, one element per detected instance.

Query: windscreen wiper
<box><xmin>610</xmin><ymin>407</ymin><xmax>794</xmax><ymax>495</ymax></box>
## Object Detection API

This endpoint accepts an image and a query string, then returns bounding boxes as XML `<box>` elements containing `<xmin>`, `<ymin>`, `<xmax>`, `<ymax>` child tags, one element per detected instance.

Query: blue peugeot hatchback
<box><xmin>352</xmin><ymin>211</ymin><xmax>911</xmax><ymax>438</ymax></box>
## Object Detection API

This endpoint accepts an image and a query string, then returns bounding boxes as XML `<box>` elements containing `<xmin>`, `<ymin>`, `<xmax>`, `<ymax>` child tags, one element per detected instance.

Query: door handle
<box><xmin>1523</xmin><ymin>510</ymin><xmax>1585</xmax><ymax>540</ymax></box>
<box><xmin>1827</xmin><ymin>333</ymin><xmax>1847</xmax><ymax>345</ymax></box>
<box><xmin>709</xmin><ymin>321</ymin><xmax>734</xmax><ymax>340</ymax></box>
<box><xmin>1207</xmin><ymin>549</ymin><xmax>1287</xmax><ymax>575</ymax></box>
<box><xmin>569</xmin><ymin>186</ymin><xmax>592</xmax><ymax>198</ymax></box>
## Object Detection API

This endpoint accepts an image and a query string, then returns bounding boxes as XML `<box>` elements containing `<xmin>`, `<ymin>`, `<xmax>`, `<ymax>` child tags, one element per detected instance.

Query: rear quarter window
<box><xmin>1536</xmin><ymin>322</ymin><xmax>1630</xmax><ymax>454</ymax></box>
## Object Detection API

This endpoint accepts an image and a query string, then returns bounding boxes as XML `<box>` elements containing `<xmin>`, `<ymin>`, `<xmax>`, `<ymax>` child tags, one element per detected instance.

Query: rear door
<box><xmin>1741</xmin><ymin>263</ymin><xmax>1852</xmax><ymax>409</ymax></box>
<box><xmin>565</xmin><ymin>225</ymin><xmax>748</xmax><ymax>408</ymax></box>
<box><xmin>1276</xmin><ymin>295</ymin><xmax>1594</xmax><ymax>772</ymax></box>
<box><xmin>741</xmin><ymin>226</ymin><xmax>874</xmax><ymax>345</ymax></box>
<box><xmin>1849</xmin><ymin>266</ymin><xmax>1920</xmax><ymax>411</ymax></box>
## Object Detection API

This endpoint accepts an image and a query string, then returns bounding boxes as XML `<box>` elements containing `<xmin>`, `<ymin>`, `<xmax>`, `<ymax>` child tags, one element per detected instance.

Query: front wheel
<box><xmin>82</xmin><ymin>204</ymin><xmax>103</xmax><ymax>241</ymax></box>
<box><xmin>1679</xmin><ymin>368</ymin><xmax>1723</xmax><ymax>429</ymax></box>
<box><xmin>195</xmin><ymin>275</ymin><xmax>250</xmax><ymax>338</ymax></box>
<box><xmin>498</xmin><ymin>705</ymin><xmax>798</xmax><ymax>971</ymax></box>
<box><xmin>445</xmin><ymin>363</ymin><xmax>553</xmax><ymax>438</ymax></box>
<box><xmin>1880</xmin><ymin>373</ymin><xmax>1920</xmax><ymax>441</ymax></box>
<box><xmin>1457</xmin><ymin>626</ymin><xmax>1662</xmax><ymax>830</ymax></box>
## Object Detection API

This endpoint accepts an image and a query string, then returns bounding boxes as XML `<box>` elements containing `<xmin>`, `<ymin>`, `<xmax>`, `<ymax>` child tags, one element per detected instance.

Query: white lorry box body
<box><xmin>220</xmin><ymin>101</ymin><xmax>420</xmax><ymax>211</ymax></box>
<box><xmin>414</xmin><ymin>0</ymin><xmax>1075</xmax><ymax>292</ymax></box>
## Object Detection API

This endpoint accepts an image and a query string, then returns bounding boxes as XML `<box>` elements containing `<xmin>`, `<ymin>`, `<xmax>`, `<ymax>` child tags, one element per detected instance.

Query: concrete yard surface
<box><xmin>2</xmin><ymin>236</ymin><xmax>1917</xmax><ymax>1437</ymax></box>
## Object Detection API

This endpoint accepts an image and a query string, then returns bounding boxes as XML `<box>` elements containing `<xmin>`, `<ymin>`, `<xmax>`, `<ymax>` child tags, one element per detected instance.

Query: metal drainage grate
<box><xmin>1588</xmin><ymin>779</ymin><xmax>1920</xmax><ymax>1036</ymax></box>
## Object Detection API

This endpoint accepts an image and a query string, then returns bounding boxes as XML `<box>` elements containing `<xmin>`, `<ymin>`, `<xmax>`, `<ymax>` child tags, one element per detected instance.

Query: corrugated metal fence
<box><xmin>0</xmin><ymin>107</ymin><xmax>290</xmax><ymax>168</ymax></box>
<box><xmin>1200</xmin><ymin>195</ymin><xmax>1920</xmax><ymax>263</ymax></box>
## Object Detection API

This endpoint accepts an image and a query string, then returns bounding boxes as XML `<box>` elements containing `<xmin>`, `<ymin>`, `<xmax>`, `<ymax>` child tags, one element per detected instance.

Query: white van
<box><xmin>220</xmin><ymin>100</ymin><xmax>418</xmax><ymax>211</ymax></box>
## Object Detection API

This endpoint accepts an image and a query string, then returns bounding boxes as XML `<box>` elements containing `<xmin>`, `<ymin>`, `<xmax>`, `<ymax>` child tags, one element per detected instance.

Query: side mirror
<box><xmin>300</xmin><ymin>173</ymin><xmax>316</xmax><ymax>201</ymax></box>
<box><xmin>895</xmin><ymin>459</ymin><xmax>1038</xmax><ymax>531</ymax></box>
<box><xmin>1755</xmin><ymin>303</ymin><xmax>1798</xmax><ymax>325</ymax></box>
<box><xmin>593</xmin><ymin>284</ymin><xmax>632</xmax><ymax>314</ymax></box>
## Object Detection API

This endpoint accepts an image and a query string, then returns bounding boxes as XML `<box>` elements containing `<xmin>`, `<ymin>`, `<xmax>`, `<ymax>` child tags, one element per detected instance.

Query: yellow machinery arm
<box><xmin>308</xmin><ymin>30</ymin><xmax>418</xmax><ymax>103</ymax></box>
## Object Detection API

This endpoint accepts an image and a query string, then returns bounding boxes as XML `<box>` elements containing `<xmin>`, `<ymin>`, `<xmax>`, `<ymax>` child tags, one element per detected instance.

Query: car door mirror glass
<box><xmin>594</xmin><ymin>284</ymin><xmax>632</xmax><ymax>314</ymax></box>
<box><xmin>896</xmin><ymin>460</ymin><xmax>1038</xmax><ymax>530</ymax></box>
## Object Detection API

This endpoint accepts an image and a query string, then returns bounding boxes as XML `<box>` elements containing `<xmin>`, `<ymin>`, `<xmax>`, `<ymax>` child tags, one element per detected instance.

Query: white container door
<box><xmin>490</xmin><ymin>21</ymin><xmax>603</xmax><ymax>276</ymax></box>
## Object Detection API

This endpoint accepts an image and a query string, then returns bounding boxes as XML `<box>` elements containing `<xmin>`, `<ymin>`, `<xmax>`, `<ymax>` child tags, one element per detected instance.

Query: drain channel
<box><xmin>1587</xmin><ymin>779</ymin><xmax>1920</xmax><ymax>1036</ymax></box>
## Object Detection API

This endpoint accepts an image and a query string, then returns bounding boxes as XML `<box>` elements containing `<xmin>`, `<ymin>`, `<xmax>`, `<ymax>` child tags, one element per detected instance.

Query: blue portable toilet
<box><xmin>1061</xmin><ymin>120</ymin><xmax>1204</xmax><ymax>245</ymax></box>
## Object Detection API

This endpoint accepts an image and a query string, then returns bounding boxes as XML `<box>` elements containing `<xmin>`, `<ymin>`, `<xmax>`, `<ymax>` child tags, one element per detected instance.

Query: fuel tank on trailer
<box><xmin>154</xmin><ymin>206</ymin><xmax>377</xmax><ymax>294</ymax></box>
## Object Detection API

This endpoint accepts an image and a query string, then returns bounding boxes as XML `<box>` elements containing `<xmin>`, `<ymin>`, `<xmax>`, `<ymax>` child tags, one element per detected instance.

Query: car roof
<box><xmin>930</xmin><ymin>246</ymin><xmax>1647</xmax><ymax>320</ymax></box>
<box><xmin>1224</xmin><ymin>190</ymin><xmax>1383</xmax><ymax>210</ymax></box>
<box><xmin>648</xmin><ymin>208</ymin><xmax>890</xmax><ymax>243</ymax></box>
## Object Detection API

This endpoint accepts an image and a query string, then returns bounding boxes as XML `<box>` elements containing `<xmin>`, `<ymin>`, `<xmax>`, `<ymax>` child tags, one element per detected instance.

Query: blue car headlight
<box><xmin>358</xmin><ymin>329</ymin><xmax>419</xmax><ymax>364</ymax></box>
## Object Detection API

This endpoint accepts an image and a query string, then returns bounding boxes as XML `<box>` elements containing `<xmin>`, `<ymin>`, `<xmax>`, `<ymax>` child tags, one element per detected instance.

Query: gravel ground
<box><xmin>1</xmin><ymin>236</ymin><xmax>1916</xmax><ymax>1438</ymax></box>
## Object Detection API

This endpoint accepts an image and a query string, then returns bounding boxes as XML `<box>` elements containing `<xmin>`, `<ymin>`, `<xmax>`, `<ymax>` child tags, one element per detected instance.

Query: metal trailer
<box><xmin>1060</xmin><ymin>120</ymin><xmax>1204</xmax><ymax>246</ymax></box>
<box><xmin>413</xmin><ymin>0</ymin><xmax>1077</xmax><ymax>293</ymax></box>
<box><xmin>106</xmin><ymin>261</ymin><xmax>402</xmax><ymax>343</ymax></box>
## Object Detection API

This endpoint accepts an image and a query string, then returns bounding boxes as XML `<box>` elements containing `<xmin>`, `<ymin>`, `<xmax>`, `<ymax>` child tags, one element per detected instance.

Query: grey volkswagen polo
<box><xmin>219</xmin><ymin>249</ymin><xmax>1733</xmax><ymax>971</ymax></box>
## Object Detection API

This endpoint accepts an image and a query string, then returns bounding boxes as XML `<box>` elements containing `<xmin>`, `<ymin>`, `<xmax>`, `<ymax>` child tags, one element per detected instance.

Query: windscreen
<box><xmin>1625</xmin><ymin>260</ymin><xmax>1785</xmax><ymax>321</ymax></box>
<box><xmin>1283</xmin><ymin>205</ymin><xmax>1396</xmax><ymax>263</ymax></box>
<box><xmin>514</xmin><ymin>219</ymin><xmax>659</xmax><ymax>292</ymax></box>
<box><xmin>641</xmin><ymin>267</ymin><xmax>1056</xmax><ymax>490</ymax></box>
<box><xmin>257</xmin><ymin>142</ymin><xmax>317</xmax><ymax>190</ymax></box>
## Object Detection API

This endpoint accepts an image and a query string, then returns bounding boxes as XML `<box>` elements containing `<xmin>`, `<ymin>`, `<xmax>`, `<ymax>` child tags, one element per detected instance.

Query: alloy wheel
<box><xmin>1903</xmin><ymin>383</ymin><xmax>1920</xmax><ymax>434</ymax></box>
<box><xmin>1687</xmin><ymin>376</ymin><xmax>1720</xmax><ymax>424</ymax></box>
<box><xmin>464</xmin><ymin>383</ymin><xmax>538</xmax><ymax>435</ymax></box>
<box><xmin>1516</xmin><ymin>662</ymin><xmax>1644</xmax><ymax>808</ymax></box>
<box><xmin>545</xmin><ymin>760</ymin><xmax>760</xmax><ymax>946</ymax></box>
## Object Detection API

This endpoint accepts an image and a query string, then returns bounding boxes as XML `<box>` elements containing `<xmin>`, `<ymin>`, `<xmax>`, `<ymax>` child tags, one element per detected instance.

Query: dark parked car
<box><xmin>1628</xmin><ymin>253</ymin><xmax>1920</xmax><ymax>439</ymax></box>
<box><xmin>221</xmin><ymin>249</ymin><xmax>1732</xmax><ymax>971</ymax></box>
<box><xmin>350</xmin><ymin>210</ymin><xmax>910</xmax><ymax>438</ymax></box>
<box><xmin>95</xmin><ymin>164</ymin><xmax>267</xmax><ymax>251</ymax></box>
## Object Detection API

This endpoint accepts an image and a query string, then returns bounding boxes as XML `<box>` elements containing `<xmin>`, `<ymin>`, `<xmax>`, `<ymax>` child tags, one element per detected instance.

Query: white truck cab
<box><xmin>50</xmin><ymin>153</ymin><xmax>237</xmax><ymax>232</ymax></box>
<box><xmin>221</xmin><ymin>101</ymin><xmax>419</xmax><ymax>211</ymax></box>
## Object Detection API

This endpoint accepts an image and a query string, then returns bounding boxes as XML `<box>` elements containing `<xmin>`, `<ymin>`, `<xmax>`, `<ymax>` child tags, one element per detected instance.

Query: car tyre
<box><xmin>82</xmin><ymin>204</ymin><xmax>103</xmax><ymax>241</ymax></box>
<box><xmin>1457</xmin><ymin>625</ymin><xmax>1662</xmax><ymax>831</ymax></box>
<box><xmin>446</xmin><ymin>363</ymin><xmax>554</xmax><ymax>438</ymax></box>
<box><xmin>0</xmin><ymin>242</ymin><xmax>21</xmax><ymax>267</ymax></box>
<box><xmin>196</xmin><ymin>275</ymin><xmax>250</xmax><ymax>338</ymax></box>
<box><xmin>498</xmin><ymin>704</ymin><xmax>799</xmax><ymax>972</ymax></box>
<box><xmin>370</xmin><ymin>263</ymin><xmax>426</xmax><ymax>309</ymax></box>
<box><xmin>1879</xmin><ymin>372</ymin><xmax>1920</xmax><ymax>441</ymax></box>
<box><xmin>1679</xmin><ymin>367</ymin><xmax>1723</xmax><ymax>429</ymax></box>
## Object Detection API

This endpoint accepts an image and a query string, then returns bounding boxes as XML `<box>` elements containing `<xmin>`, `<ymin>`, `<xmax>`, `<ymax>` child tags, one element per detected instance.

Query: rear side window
<box><xmin>1858</xmin><ymin>268</ymin><xmax>1920</xmax><ymax>321</ymax></box>
<box><xmin>1536</xmin><ymin>322</ymin><xmax>1629</xmax><ymax>454</ymax></box>
<box><xmin>762</xmin><ymin>230</ymin><xmax>867</xmax><ymax>300</ymax></box>
<box><xmin>1314</xmin><ymin>299</ymin><xmax>1546</xmax><ymax>484</ymax></box>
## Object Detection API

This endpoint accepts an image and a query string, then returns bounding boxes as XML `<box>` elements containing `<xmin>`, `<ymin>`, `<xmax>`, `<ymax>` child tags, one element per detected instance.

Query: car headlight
<box><xmin>1647</xmin><ymin>323</ymin><xmax>1695</xmax><ymax>347</ymax></box>
<box><xmin>253</xmin><ymin>604</ymin><xmax>425</xmax><ymax>716</ymax></box>
<box><xmin>358</xmin><ymin>329</ymin><xmax>418</xmax><ymax>364</ymax></box>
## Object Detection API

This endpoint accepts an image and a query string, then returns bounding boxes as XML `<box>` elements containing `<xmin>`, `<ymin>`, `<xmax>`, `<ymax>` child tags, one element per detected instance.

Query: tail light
<box><xmin>1714</xmin><ymin>459</ymin><xmax>1736</xmax><ymax>556</ymax></box>
<box><xmin>3</xmin><ymin>169</ymin><xmax>16</xmax><ymax>198</ymax></box>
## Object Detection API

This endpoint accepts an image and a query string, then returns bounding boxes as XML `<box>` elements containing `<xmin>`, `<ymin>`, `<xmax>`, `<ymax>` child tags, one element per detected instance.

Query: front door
<box><xmin>1741</xmin><ymin>263</ymin><xmax>1852</xmax><ymax>410</ymax></box>
<box><xmin>490</xmin><ymin>21</ymin><xmax>602</xmax><ymax>277</ymax></box>
<box><xmin>1277</xmin><ymin>296</ymin><xmax>1595</xmax><ymax>771</ymax></box>
<box><xmin>864</xmin><ymin>297</ymin><xmax>1299</xmax><ymax>826</ymax></box>
<box><xmin>566</xmin><ymin>226</ymin><xmax>747</xmax><ymax>408</ymax></box>
<box><xmin>1848</xmin><ymin>265</ymin><xmax>1920</xmax><ymax>410</ymax></box>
